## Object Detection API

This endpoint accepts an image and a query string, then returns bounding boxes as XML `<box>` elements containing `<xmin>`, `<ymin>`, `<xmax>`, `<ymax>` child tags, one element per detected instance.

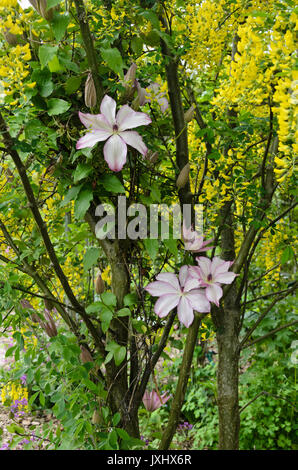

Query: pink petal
<box><xmin>136</xmin><ymin>82</ymin><xmax>147</xmax><ymax>106</ymax></box>
<box><xmin>187</xmin><ymin>266</ymin><xmax>203</xmax><ymax>283</ymax></box>
<box><xmin>158</xmin><ymin>96</ymin><xmax>169</xmax><ymax>113</ymax></box>
<box><xmin>116</xmin><ymin>105</ymin><xmax>151</xmax><ymax>131</ymax></box>
<box><xmin>76</xmin><ymin>131</ymin><xmax>109</xmax><ymax>149</ymax></box>
<box><xmin>160</xmin><ymin>392</ymin><xmax>171</xmax><ymax>405</ymax></box>
<box><xmin>145</xmin><ymin>281</ymin><xmax>178</xmax><ymax>297</ymax></box>
<box><xmin>154</xmin><ymin>294</ymin><xmax>180</xmax><ymax>318</ymax></box>
<box><xmin>119</xmin><ymin>130</ymin><xmax>148</xmax><ymax>156</ymax></box>
<box><xmin>103</xmin><ymin>134</ymin><xmax>127</xmax><ymax>172</ymax></box>
<box><xmin>211</xmin><ymin>257</ymin><xmax>232</xmax><ymax>276</ymax></box>
<box><xmin>155</xmin><ymin>272</ymin><xmax>180</xmax><ymax>290</ymax></box>
<box><xmin>183</xmin><ymin>276</ymin><xmax>201</xmax><ymax>292</ymax></box>
<box><xmin>185</xmin><ymin>289</ymin><xmax>211</xmax><ymax>313</ymax></box>
<box><xmin>205</xmin><ymin>283</ymin><xmax>223</xmax><ymax>306</ymax></box>
<box><xmin>78</xmin><ymin>111</ymin><xmax>112</xmax><ymax>132</ymax></box>
<box><xmin>196</xmin><ymin>257</ymin><xmax>212</xmax><ymax>279</ymax></box>
<box><xmin>177</xmin><ymin>296</ymin><xmax>194</xmax><ymax>328</ymax></box>
<box><xmin>214</xmin><ymin>271</ymin><xmax>237</xmax><ymax>284</ymax></box>
<box><xmin>179</xmin><ymin>265</ymin><xmax>190</xmax><ymax>288</ymax></box>
<box><xmin>100</xmin><ymin>95</ymin><xmax>116</xmax><ymax>127</ymax></box>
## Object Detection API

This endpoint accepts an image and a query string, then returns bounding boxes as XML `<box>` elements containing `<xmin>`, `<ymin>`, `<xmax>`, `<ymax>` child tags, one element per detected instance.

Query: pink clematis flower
<box><xmin>188</xmin><ymin>257</ymin><xmax>238</xmax><ymax>307</ymax></box>
<box><xmin>142</xmin><ymin>390</ymin><xmax>171</xmax><ymax>412</ymax></box>
<box><xmin>76</xmin><ymin>95</ymin><xmax>151</xmax><ymax>172</ymax></box>
<box><xmin>145</xmin><ymin>266</ymin><xmax>210</xmax><ymax>328</ymax></box>
<box><xmin>182</xmin><ymin>222</ymin><xmax>214</xmax><ymax>252</ymax></box>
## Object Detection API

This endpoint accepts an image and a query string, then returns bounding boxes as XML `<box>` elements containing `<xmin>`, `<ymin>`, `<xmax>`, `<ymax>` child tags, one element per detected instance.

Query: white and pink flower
<box><xmin>76</xmin><ymin>95</ymin><xmax>151</xmax><ymax>172</ymax></box>
<box><xmin>182</xmin><ymin>222</ymin><xmax>213</xmax><ymax>252</ymax></box>
<box><xmin>145</xmin><ymin>266</ymin><xmax>211</xmax><ymax>328</ymax></box>
<box><xmin>188</xmin><ymin>256</ymin><xmax>238</xmax><ymax>307</ymax></box>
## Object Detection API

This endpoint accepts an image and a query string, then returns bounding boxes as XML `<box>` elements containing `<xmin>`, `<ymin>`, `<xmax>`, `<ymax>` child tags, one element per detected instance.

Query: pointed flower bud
<box><xmin>29</xmin><ymin>0</ymin><xmax>56</xmax><ymax>21</ymax></box>
<box><xmin>80</xmin><ymin>345</ymin><xmax>93</xmax><ymax>364</ymax></box>
<box><xmin>42</xmin><ymin>310</ymin><xmax>58</xmax><ymax>337</ymax></box>
<box><xmin>184</xmin><ymin>104</ymin><xmax>195</xmax><ymax>123</ymax></box>
<box><xmin>123</xmin><ymin>63</ymin><xmax>137</xmax><ymax>90</ymax></box>
<box><xmin>95</xmin><ymin>273</ymin><xmax>105</xmax><ymax>294</ymax></box>
<box><xmin>84</xmin><ymin>72</ymin><xmax>97</xmax><ymax>108</ymax></box>
<box><xmin>176</xmin><ymin>163</ymin><xmax>190</xmax><ymax>189</ymax></box>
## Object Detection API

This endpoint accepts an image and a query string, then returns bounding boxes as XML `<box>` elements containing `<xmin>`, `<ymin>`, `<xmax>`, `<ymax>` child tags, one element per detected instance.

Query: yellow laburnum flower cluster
<box><xmin>1</xmin><ymin>382</ymin><xmax>29</xmax><ymax>411</ymax></box>
<box><xmin>0</xmin><ymin>43</ymin><xmax>32</xmax><ymax>105</ymax></box>
<box><xmin>211</xmin><ymin>8</ymin><xmax>296</xmax><ymax>186</ymax></box>
<box><xmin>101</xmin><ymin>265</ymin><xmax>111</xmax><ymax>286</ymax></box>
<box><xmin>182</xmin><ymin>0</ymin><xmax>229</xmax><ymax>71</ymax></box>
<box><xmin>257</xmin><ymin>225</ymin><xmax>288</xmax><ymax>283</ymax></box>
<box><xmin>88</xmin><ymin>1</ymin><xmax>126</xmax><ymax>43</ymax></box>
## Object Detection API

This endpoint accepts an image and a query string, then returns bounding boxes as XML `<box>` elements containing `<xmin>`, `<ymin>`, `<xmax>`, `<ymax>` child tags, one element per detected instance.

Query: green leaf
<box><xmin>39</xmin><ymin>391</ymin><xmax>45</xmax><ymax>407</ymax></box>
<box><xmin>48</xmin><ymin>55</ymin><xmax>65</xmax><ymax>73</ymax></box>
<box><xmin>86</xmin><ymin>302</ymin><xmax>102</xmax><ymax>314</ymax></box>
<box><xmin>47</xmin><ymin>0</ymin><xmax>61</xmax><ymax>8</ymax></box>
<box><xmin>73</xmin><ymin>163</ymin><xmax>93</xmax><ymax>184</ymax></box>
<box><xmin>144</xmin><ymin>238</ymin><xmax>159</xmax><ymax>261</ymax></box>
<box><xmin>61</xmin><ymin>185</ymin><xmax>83</xmax><ymax>207</ymax></box>
<box><xmin>101</xmin><ymin>174</ymin><xmax>126</xmax><ymax>193</ymax></box>
<box><xmin>38</xmin><ymin>45</ymin><xmax>58</xmax><ymax>68</ymax></box>
<box><xmin>47</xmin><ymin>98</ymin><xmax>71</xmax><ymax>116</ymax></box>
<box><xmin>124</xmin><ymin>293</ymin><xmax>138</xmax><ymax>307</ymax></box>
<box><xmin>83</xmin><ymin>247</ymin><xmax>101</xmax><ymax>272</ymax></box>
<box><xmin>83</xmin><ymin>378</ymin><xmax>98</xmax><ymax>393</ymax></box>
<box><xmin>114</xmin><ymin>346</ymin><xmax>126</xmax><ymax>366</ymax></box>
<box><xmin>109</xmin><ymin>429</ymin><xmax>118</xmax><ymax>447</ymax></box>
<box><xmin>140</xmin><ymin>10</ymin><xmax>160</xmax><ymax>29</ymax></box>
<box><xmin>116</xmin><ymin>308</ymin><xmax>131</xmax><ymax>317</ymax></box>
<box><xmin>150</xmin><ymin>184</ymin><xmax>161</xmax><ymax>202</ymax></box>
<box><xmin>112</xmin><ymin>413</ymin><xmax>121</xmax><ymax>427</ymax></box>
<box><xmin>51</xmin><ymin>12</ymin><xmax>69</xmax><ymax>41</ymax></box>
<box><xmin>280</xmin><ymin>246</ymin><xmax>294</xmax><ymax>265</ymax></box>
<box><xmin>100</xmin><ymin>307</ymin><xmax>113</xmax><ymax>333</ymax></box>
<box><xmin>100</xmin><ymin>292</ymin><xmax>117</xmax><ymax>307</ymax></box>
<box><xmin>163</xmin><ymin>238</ymin><xmax>178</xmax><ymax>257</ymax></box>
<box><xmin>74</xmin><ymin>187</ymin><xmax>93</xmax><ymax>219</ymax></box>
<box><xmin>104</xmin><ymin>351</ymin><xmax>113</xmax><ymax>365</ymax></box>
<box><xmin>6</xmin><ymin>424</ymin><xmax>25</xmax><ymax>434</ymax></box>
<box><xmin>131</xmin><ymin>37</ymin><xmax>143</xmax><ymax>55</ymax></box>
<box><xmin>116</xmin><ymin>428</ymin><xmax>130</xmax><ymax>441</ymax></box>
<box><xmin>65</xmin><ymin>76</ymin><xmax>82</xmax><ymax>94</ymax></box>
<box><xmin>100</xmin><ymin>47</ymin><xmax>124</xmax><ymax>78</ymax></box>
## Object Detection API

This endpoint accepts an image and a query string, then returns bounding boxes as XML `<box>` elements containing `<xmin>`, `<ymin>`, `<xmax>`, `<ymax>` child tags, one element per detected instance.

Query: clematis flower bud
<box><xmin>84</xmin><ymin>72</ymin><xmax>97</xmax><ymax>108</ymax></box>
<box><xmin>184</xmin><ymin>104</ymin><xmax>195</xmax><ymax>123</ymax></box>
<box><xmin>80</xmin><ymin>345</ymin><xmax>93</xmax><ymax>364</ymax></box>
<box><xmin>95</xmin><ymin>273</ymin><xmax>105</xmax><ymax>295</ymax></box>
<box><xmin>42</xmin><ymin>309</ymin><xmax>58</xmax><ymax>337</ymax></box>
<box><xmin>29</xmin><ymin>0</ymin><xmax>56</xmax><ymax>21</ymax></box>
<box><xmin>142</xmin><ymin>390</ymin><xmax>171</xmax><ymax>412</ymax></box>
<box><xmin>176</xmin><ymin>163</ymin><xmax>190</xmax><ymax>189</ymax></box>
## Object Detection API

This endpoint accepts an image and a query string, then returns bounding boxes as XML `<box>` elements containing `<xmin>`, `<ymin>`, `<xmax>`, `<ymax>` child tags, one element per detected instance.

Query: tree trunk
<box><xmin>216</xmin><ymin>306</ymin><xmax>240</xmax><ymax>449</ymax></box>
<box><xmin>215</xmin><ymin>201</ymin><xmax>241</xmax><ymax>450</ymax></box>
